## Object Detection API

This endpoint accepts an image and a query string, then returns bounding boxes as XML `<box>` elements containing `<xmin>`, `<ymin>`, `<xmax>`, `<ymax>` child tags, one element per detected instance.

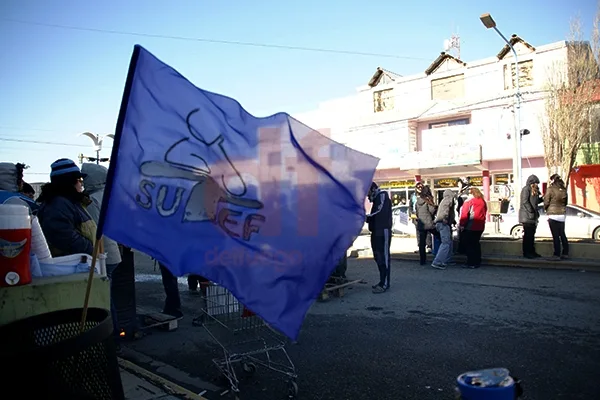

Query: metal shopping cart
<box><xmin>192</xmin><ymin>283</ymin><xmax>298</xmax><ymax>399</ymax></box>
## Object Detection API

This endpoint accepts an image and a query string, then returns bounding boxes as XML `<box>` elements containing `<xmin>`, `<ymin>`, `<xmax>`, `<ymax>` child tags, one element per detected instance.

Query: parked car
<box><xmin>392</xmin><ymin>205</ymin><xmax>413</xmax><ymax>235</ymax></box>
<box><xmin>498</xmin><ymin>204</ymin><xmax>600</xmax><ymax>240</ymax></box>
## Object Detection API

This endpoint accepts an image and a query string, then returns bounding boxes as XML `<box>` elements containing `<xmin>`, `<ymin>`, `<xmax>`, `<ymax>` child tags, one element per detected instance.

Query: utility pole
<box><xmin>480</xmin><ymin>13</ymin><xmax>523</xmax><ymax>211</ymax></box>
<box><xmin>79</xmin><ymin>132</ymin><xmax>114</xmax><ymax>165</ymax></box>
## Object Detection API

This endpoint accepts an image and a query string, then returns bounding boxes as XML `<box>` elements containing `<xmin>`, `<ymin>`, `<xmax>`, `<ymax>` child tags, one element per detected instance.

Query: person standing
<box><xmin>366</xmin><ymin>182</ymin><xmax>392</xmax><ymax>294</ymax></box>
<box><xmin>411</xmin><ymin>182</ymin><xmax>432</xmax><ymax>254</ymax></box>
<box><xmin>455</xmin><ymin>178</ymin><xmax>471</xmax><ymax>255</ymax></box>
<box><xmin>431</xmin><ymin>189</ymin><xmax>456</xmax><ymax>270</ymax></box>
<box><xmin>519</xmin><ymin>175</ymin><xmax>543</xmax><ymax>259</ymax></box>
<box><xmin>415</xmin><ymin>185</ymin><xmax>438</xmax><ymax>265</ymax></box>
<box><xmin>459</xmin><ymin>187</ymin><xmax>487</xmax><ymax>269</ymax></box>
<box><xmin>543</xmin><ymin>174</ymin><xmax>569</xmax><ymax>260</ymax></box>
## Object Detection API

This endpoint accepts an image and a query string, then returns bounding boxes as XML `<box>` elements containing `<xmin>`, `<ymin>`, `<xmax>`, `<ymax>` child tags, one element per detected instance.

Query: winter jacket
<box><xmin>37</xmin><ymin>195</ymin><xmax>95</xmax><ymax>257</ymax></box>
<box><xmin>459</xmin><ymin>196</ymin><xmax>488</xmax><ymax>231</ymax></box>
<box><xmin>543</xmin><ymin>183</ymin><xmax>568</xmax><ymax>216</ymax></box>
<box><xmin>82</xmin><ymin>163</ymin><xmax>122</xmax><ymax>266</ymax></box>
<box><xmin>366</xmin><ymin>189</ymin><xmax>392</xmax><ymax>232</ymax></box>
<box><xmin>518</xmin><ymin>175</ymin><xmax>543</xmax><ymax>224</ymax></box>
<box><xmin>0</xmin><ymin>162</ymin><xmax>39</xmax><ymax>214</ymax></box>
<box><xmin>434</xmin><ymin>189</ymin><xmax>456</xmax><ymax>225</ymax></box>
<box><xmin>415</xmin><ymin>197</ymin><xmax>437</xmax><ymax>231</ymax></box>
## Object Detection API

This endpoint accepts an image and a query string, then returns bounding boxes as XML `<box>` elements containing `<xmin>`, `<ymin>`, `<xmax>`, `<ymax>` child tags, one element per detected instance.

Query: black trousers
<box><xmin>548</xmin><ymin>219</ymin><xmax>569</xmax><ymax>256</ymax></box>
<box><xmin>415</xmin><ymin>224</ymin><xmax>432</xmax><ymax>249</ymax></box>
<box><xmin>371</xmin><ymin>229</ymin><xmax>391</xmax><ymax>289</ymax></box>
<box><xmin>463</xmin><ymin>230</ymin><xmax>484</xmax><ymax>267</ymax></box>
<box><xmin>522</xmin><ymin>223</ymin><xmax>538</xmax><ymax>256</ymax></box>
<box><xmin>418</xmin><ymin>228</ymin><xmax>438</xmax><ymax>265</ymax></box>
<box><xmin>159</xmin><ymin>263</ymin><xmax>181</xmax><ymax>316</ymax></box>
<box><xmin>457</xmin><ymin>229</ymin><xmax>467</xmax><ymax>254</ymax></box>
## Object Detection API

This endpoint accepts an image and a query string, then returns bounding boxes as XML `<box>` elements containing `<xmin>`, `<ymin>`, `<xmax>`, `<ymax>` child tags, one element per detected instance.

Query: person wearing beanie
<box><xmin>37</xmin><ymin>158</ymin><xmax>96</xmax><ymax>257</ymax></box>
<box><xmin>0</xmin><ymin>162</ymin><xmax>39</xmax><ymax>213</ymax></box>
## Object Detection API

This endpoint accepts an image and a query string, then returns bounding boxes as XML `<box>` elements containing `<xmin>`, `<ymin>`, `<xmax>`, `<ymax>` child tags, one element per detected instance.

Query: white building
<box><xmin>294</xmin><ymin>36</ymin><xmax>568</xmax><ymax>205</ymax></box>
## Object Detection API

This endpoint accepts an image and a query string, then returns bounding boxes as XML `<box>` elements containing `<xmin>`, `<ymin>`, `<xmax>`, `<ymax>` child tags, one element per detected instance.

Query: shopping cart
<box><xmin>192</xmin><ymin>283</ymin><xmax>298</xmax><ymax>399</ymax></box>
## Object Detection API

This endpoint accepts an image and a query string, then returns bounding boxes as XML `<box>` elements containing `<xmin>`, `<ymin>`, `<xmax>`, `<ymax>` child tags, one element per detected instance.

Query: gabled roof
<box><xmin>368</xmin><ymin>67</ymin><xmax>403</xmax><ymax>88</ymax></box>
<box><xmin>425</xmin><ymin>52</ymin><xmax>466</xmax><ymax>75</ymax></box>
<box><xmin>497</xmin><ymin>35</ymin><xmax>536</xmax><ymax>59</ymax></box>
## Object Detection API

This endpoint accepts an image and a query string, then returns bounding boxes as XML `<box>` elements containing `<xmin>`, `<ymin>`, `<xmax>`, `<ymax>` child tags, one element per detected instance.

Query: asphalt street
<box><xmin>125</xmin><ymin>252</ymin><xmax>600</xmax><ymax>400</ymax></box>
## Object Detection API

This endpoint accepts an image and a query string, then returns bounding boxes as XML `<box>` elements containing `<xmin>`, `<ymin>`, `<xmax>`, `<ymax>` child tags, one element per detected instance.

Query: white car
<box><xmin>392</xmin><ymin>205</ymin><xmax>413</xmax><ymax>235</ymax></box>
<box><xmin>499</xmin><ymin>204</ymin><xmax>600</xmax><ymax>240</ymax></box>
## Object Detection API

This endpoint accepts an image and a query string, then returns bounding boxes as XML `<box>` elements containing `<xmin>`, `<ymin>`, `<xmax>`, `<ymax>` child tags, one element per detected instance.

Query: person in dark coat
<box><xmin>519</xmin><ymin>174</ymin><xmax>543</xmax><ymax>258</ymax></box>
<box><xmin>37</xmin><ymin>159</ymin><xmax>95</xmax><ymax>257</ymax></box>
<box><xmin>543</xmin><ymin>174</ymin><xmax>569</xmax><ymax>260</ymax></box>
<box><xmin>366</xmin><ymin>182</ymin><xmax>392</xmax><ymax>294</ymax></box>
<box><xmin>415</xmin><ymin>185</ymin><xmax>438</xmax><ymax>266</ymax></box>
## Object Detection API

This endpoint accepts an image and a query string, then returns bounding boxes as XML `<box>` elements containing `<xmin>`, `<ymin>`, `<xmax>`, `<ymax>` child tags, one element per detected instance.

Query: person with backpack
<box><xmin>543</xmin><ymin>174</ymin><xmax>569</xmax><ymax>260</ymax></box>
<box><xmin>415</xmin><ymin>185</ymin><xmax>438</xmax><ymax>265</ymax></box>
<box><xmin>431</xmin><ymin>189</ymin><xmax>456</xmax><ymax>269</ymax></box>
<box><xmin>410</xmin><ymin>182</ymin><xmax>432</xmax><ymax>254</ymax></box>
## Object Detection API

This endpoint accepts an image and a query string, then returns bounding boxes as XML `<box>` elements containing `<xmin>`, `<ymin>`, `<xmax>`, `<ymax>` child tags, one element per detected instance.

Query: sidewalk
<box><xmin>120</xmin><ymin>358</ymin><xmax>207</xmax><ymax>400</ymax></box>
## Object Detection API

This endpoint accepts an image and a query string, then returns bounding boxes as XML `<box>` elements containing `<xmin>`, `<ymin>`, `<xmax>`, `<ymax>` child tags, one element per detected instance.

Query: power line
<box><xmin>0</xmin><ymin>138</ymin><xmax>90</xmax><ymax>147</ymax></box>
<box><xmin>2</xmin><ymin>18</ymin><xmax>430</xmax><ymax>61</ymax></box>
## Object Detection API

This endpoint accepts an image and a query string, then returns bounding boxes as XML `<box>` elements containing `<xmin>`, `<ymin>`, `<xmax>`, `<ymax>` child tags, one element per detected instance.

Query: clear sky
<box><xmin>0</xmin><ymin>0</ymin><xmax>596</xmax><ymax>182</ymax></box>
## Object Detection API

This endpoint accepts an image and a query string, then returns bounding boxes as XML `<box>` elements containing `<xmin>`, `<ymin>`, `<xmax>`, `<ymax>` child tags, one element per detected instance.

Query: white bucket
<box><xmin>30</xmin><ymin>216</ymin><xmax>52</xmax><ymax>261</ymax></box>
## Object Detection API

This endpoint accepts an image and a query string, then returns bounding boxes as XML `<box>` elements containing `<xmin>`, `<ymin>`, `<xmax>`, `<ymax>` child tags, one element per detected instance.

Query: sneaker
<box><xmin>533</xmin><ymin>253</ymin><xmax>542</xmax><ymax>258</ymax></box>
<box><xmin>372</xmin><ymin>285</ymin><xmax>387</xmax><ymax>294</ymax></box>
<box><xmin>561</xmin><ymin>255</ymin><xmax>570</xmax><ymax>260</ymax></box>
<box><xmin>549</xmin><ymin>255</ymin><xmax>562</xmax><ymax>261</ymax></box>
<box><xmin>431</xmin><ymin>263</ymin><xmax>446</xmax><ymax>270</ymax></box>
<box><xmin>524</xmin><ymin>254</ymin><xmax>536</xmax><ymax>259</ymax></box>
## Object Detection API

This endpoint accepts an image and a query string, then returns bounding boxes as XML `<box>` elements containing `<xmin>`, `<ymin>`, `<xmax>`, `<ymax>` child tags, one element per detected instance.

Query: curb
<box><xmin>118</xmin><ymin>357</ymin><xmax>208</xmax><ymax>400</ymax></box>
<box><xmin>388</xmin><ymin>253</ymin><xmax>600</xmax><ymax>272</ymax></box>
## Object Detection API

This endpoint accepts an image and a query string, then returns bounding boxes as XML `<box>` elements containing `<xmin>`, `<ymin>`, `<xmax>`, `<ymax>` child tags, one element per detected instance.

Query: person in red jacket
<box><xmin>459</xmin><ymin>187</ymin><xmax>488</xmax><ymax>269</ymax></box>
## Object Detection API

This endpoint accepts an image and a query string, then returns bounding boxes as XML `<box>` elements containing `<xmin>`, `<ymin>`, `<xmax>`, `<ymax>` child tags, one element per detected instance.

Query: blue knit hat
<box><xmin>50</xmin><ymin>158</ymin><xmax>86</xmax><ymax>182</ymax></box>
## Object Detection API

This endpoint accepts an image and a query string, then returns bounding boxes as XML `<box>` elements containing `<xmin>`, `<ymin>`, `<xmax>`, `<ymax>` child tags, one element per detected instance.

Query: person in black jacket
<box><xmin>366</xmin><ymin>182</ymin><xmax>392</xmax><ymax>293</ymax></box>
<box><xmin>519</xmin><ymin>174</ymin><xmax>544</xmax><ymax>258</ymax></box>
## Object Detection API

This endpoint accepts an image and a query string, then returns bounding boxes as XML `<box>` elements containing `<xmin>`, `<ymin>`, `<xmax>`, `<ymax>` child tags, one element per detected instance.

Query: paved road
<box><xmin>126</xmin><ymin>253</ymin><xmax>600</xmax><ymax>400</ymax></box>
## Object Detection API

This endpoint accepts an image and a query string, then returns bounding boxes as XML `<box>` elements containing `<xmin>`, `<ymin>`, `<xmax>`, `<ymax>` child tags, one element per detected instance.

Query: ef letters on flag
<box><xmin>100</xmin><ymin>45</ymin><xmax>379</xmax><ymax>340</ymax></box>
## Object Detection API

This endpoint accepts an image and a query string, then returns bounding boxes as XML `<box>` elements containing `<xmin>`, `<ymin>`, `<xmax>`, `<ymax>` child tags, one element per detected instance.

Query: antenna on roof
<box><xmin>443</xmin><ymin>28</ymin><xmax>461</xmax><ymax>59</ymax></box>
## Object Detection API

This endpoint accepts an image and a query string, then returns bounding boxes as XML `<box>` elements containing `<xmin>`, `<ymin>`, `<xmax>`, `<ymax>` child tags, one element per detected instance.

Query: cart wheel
<box><xmin>242</xmin><ymin>362</ymin><xmax>257</xmax><ymax>375</ymax></box>
<box><xmin>288</xmin><ymin>381</ymin><xmax>298</xmax><ymax>398</ymax></box>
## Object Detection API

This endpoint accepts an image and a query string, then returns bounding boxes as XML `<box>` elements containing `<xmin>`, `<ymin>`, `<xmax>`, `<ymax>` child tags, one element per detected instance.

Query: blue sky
<box><xmin>0</xmin><ymin>0</ymin><xmax>596</xmax><ymax>181</ymax></box>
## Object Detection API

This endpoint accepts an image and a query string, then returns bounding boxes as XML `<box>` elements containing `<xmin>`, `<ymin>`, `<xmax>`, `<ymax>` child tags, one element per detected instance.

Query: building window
<box><xmin>428</xmin><ymin>118</ymin><xmax>469</xmax><ymax>129</ymax></box>
<box><xmin>504</xmin><ymin>60</ymin><xmax>534</xmax><ymax>90</ymax></box>
<box><xmin>431</xmin><ymin>74</ymin><xmax>465</xmax><ymax>100</ymax></box>
<box><xmin>589</xmin><ymin>106</ymin><xmax>600</xmax><ymax>143</ymax></box>
<box><xmin>373</xmin><ymin>89</ymin><xmax>395</xmax><ymax>113</ymax></box>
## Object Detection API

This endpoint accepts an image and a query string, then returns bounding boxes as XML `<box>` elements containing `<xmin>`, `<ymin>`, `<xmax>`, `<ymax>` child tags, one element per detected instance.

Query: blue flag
<box><xmin>101</xmin><ymin>45</ymin><xmax>379</xmax><ymax>340</ymax></box>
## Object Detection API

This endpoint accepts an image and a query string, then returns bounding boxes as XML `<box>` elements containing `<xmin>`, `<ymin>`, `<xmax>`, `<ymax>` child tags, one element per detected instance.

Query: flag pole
<box><xmin>79</xmin><ymin>236</ymin><xmax>103</xmax><ymax>332</ymax></box>
<box><xmin>79</xmin><ymin>45</ymin><xmax>141</xmax><ymax>331</ymax></box>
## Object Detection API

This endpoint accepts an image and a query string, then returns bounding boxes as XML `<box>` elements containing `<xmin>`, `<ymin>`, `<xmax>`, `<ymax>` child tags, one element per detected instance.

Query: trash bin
<box><xmin>0</xmin><ymin>307</ymin><xmax>124</xmax><ymax>400</ymax></box>
<box><xmin>456</xmin><ymin>368</ymin><xmax>518</xmax><ymax>400</ymax></box>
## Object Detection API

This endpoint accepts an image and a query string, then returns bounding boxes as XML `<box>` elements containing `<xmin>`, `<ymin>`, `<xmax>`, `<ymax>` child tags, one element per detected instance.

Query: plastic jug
<box><xmin>0</xmin><ymin>204</ymin><xmax>32</xmax><ymax>287</ymax></box>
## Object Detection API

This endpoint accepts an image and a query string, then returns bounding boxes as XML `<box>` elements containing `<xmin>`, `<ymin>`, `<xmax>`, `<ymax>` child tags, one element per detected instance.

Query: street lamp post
<box><xmin>79</xmin><ymin>132</ymin><xmax>115</xmax><ymax>164</ymax></box>
<box><xmin>480</xmin><ymin>13</ymin><xmax>523</xmax><ymax>210</ymax></box>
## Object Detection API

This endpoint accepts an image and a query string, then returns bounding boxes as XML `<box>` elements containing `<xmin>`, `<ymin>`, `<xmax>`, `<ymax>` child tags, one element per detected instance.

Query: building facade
<box><xmin>294</xmin><ymin>36</ymin><xmax>569</xmax><ymax>207</ymax></box>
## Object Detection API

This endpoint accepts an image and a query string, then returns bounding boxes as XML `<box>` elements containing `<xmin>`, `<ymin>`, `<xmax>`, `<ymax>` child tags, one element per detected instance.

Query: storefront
<box><xmin>378</xmin><ymin>179</ymin><xmax>416</xmax><ymax>206</ymax></box>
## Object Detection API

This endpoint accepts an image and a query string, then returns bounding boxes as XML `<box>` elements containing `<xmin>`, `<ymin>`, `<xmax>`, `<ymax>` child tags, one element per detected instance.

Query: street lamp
<box><xmin>480</xmin><ymin>13</ymin><xmax>523</xmax><ymax>209</ymax></box>
<box><xmin>79</xmin><ymin>132</ymin><xmax>115</xmax><ymax>164</ymax></box>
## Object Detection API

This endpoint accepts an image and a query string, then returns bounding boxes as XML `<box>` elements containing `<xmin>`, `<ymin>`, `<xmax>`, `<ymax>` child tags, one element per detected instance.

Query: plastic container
<box><xmin>0</xmin><ymin>204</ymin><xmax>32</xmax><ymax>287</ymax></box>
<box><xmin>30</xmin><ymin>215</ymin><xmax>51</xmax><ymax>261</ymax></box>
<box><xmin>456</xmin><ymin>368</ymin><xmax>516</xmax><ymax>400</ymax></box>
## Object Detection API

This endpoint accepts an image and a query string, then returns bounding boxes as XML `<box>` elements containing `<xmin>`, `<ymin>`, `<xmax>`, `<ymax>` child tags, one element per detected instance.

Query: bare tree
<box><xmin>540</xmin><ymin>8</ymin><xmax>600</xmax><ymax>187</ymax></box>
